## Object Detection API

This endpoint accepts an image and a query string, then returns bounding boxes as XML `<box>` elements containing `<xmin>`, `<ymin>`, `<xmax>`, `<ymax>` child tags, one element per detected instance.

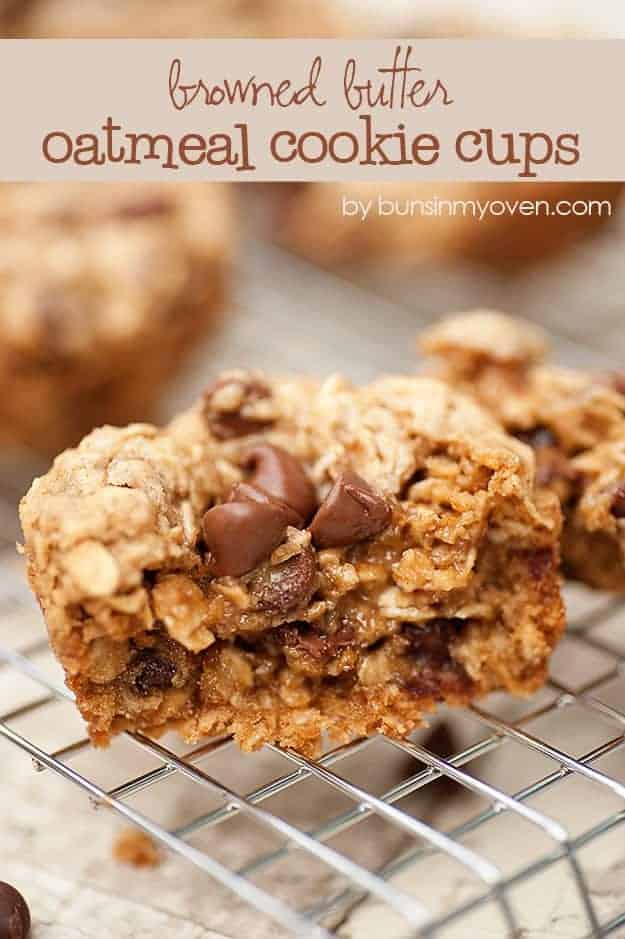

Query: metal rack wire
<box><xmin>1</xmin><ymin>531</ymin><xmax>625</xmax><ymax>938</ymax></box>
<box><xmin>1</xmin><ymin>248</ymin><xmax>625</xmax><ymax>936</ymax></box>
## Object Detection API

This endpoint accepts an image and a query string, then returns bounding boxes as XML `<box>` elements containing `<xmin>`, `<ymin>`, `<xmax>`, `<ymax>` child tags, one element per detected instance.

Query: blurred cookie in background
<box><xmin>0</xmin><ymin>0</ymin><xmax>30</xmax><ymax>34</ymax></box>
<box><xmin>276</xmin><ymin>180</ymin><xmax>623</xmax><ymax>271</ymax></box>
<box><xmin>276</xmin><ymin>11</ymin><xmax>622</xmax><ymax>271</ymax></box>
<box><xmin>14</xmin><ymin>0</ymin><xmax>345</xmax><ymax>37</ymax></box>
<box><xmin>1</xmin><ymin>0</ymin><xmax>346</xmax><ymax>457</ymax></box>
<box><xmin>0</xmin><ymin>182</ymin><xmax>232</xmax><ymax>455</ymax></box>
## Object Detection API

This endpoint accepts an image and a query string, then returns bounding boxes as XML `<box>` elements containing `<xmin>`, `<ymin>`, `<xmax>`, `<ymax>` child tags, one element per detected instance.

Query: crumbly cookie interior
<box><xmin>421</xmin><ymin>311</ymin><xmax>625</xmax><ymax>592</ymax></box>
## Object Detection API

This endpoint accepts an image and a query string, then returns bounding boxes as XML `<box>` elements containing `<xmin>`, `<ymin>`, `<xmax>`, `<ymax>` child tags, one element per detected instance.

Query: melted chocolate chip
<box><xmin>310</xmin><ymin>471</ymin><xmax>391</xmax><ymax>549</ymax></box>
<box><xmin>129</xmin><ymin>651</ymin><xmax>176</xmax><ymax>697</ymax></box>
<box><xmin>251</xmin><ymin>546</ymin><xmax>317</xmax><ymax>614</ymax></box>
<box><xmin>0</xmin><ymin>883</ymin><xmax>30</xmax><ymax>939</ymax></box>
<box><xmin>403</xmin><ymin>619</ymin><xmax>465</xmax><ymax>662</ymax></box>
<box><xmin>202</xmin><ymin>500</ymin><xmax>289</xmax><ymax>577</ymax></box>
<box><xmin>403</xmin><ymin>619</ymin><xmax>469</xmax><ymax>700</ymax></box>
<box><xmin>246</xmin><ymin>445</ymin><xmax>317</xmax><ymax>522</ymax></box>
<box><xmin>611</xmin><ymin>485</ymin><xmax>625</xmax><ymax>518</ymax></box>
<box><xmin>228</xmin><ymin>481</ymin><xmax>303</xmax><ymax>528</ymax></box>
<box><xmin>203</xmin><ymin>376</ymin><xmax>273</xmax><ymax>440</ymax></box>
<box><xmin>279</xmin><ymin>621</ymin><xmax>355</xmax><ymax>661</ymax></box>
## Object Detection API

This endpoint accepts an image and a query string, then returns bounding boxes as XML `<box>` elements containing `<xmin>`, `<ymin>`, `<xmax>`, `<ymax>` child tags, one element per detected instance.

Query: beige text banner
<box><xmin>0</xmin><ymin>39</ymin><xmax>622</xmax><ymax>180</ymax></box>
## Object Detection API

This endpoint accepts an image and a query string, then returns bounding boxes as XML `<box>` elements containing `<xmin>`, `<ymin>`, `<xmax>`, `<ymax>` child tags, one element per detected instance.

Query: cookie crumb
<box><xmin>113</xmin><ymin>828</ymin><xmax>163</xmax><ymax>868</ymax></box>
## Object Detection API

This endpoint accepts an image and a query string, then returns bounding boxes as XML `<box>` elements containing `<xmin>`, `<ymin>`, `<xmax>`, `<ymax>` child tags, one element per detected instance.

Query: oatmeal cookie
<box><xmin>420</xmin><ymin>310</ymin><xmax>625</xmax><ymax>591</ymax></box>
<box><xmin>21</xmin><ymin>373</ymin><xmax>564</xmax><ymax>754</ymax></box>
<box><xmin>0</xmin><ymin>182</ymin><xmax>231</xmax><ymax>454</ymax></box>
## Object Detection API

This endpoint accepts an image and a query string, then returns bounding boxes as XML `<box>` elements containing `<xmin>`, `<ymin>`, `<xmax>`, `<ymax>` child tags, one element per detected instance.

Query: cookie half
<box><xmin>21</xmin><ymin>373</ymin><xmax>564</xmax><ymax>753</ymax></box>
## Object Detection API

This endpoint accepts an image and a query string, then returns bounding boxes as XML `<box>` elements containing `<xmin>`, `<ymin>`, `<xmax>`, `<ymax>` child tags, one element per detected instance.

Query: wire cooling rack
<box><xmin>1</xmin><ymin>518</ymin><xmax>625</xmax><ymax>938</ymax></box>
<box><xmin>2</xmin><ymin>240</ymin><xmax>625</xmax><ymax>938</ymax></box>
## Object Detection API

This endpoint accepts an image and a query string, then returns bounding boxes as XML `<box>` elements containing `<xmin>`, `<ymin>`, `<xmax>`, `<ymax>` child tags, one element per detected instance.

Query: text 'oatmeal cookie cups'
<box><xmin>0</xmin><ymin>182</ymin><xmax>232</xmax><ymax>456</ymax></box>
<box><xmin>20</xmin><ymin>372</ymin><xmax>565</xmax><ymax>755</ymax></box>
<box><xmin>419</xmin><ymin>310</ymin><xmax>625</xmax><ymax>593</ymax></box>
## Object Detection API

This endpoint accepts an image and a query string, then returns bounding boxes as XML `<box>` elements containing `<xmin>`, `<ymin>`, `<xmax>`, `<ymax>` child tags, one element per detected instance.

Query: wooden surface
<box><xmin>2</xmin><ymin>214</ymin><xmax>625</xmax><ymax>939</ymax></box>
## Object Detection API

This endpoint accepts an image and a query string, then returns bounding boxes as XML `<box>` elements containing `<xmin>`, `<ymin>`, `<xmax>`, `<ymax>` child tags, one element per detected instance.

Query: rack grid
<box><xmin>2</xmin><ymin>531</ymin><xmax>625</xmax><ymax>937</ymax></box>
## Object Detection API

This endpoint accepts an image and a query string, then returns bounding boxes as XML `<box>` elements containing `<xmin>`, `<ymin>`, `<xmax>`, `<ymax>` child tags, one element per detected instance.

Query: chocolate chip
<box><xmin>251</xmin><ymin>546</ymin><xmax>316</xmax><ymax>614</ymax></box>
<box><xmin>129</xmin><ymin>651</ymin><xmax>176</xmax><ymax>697</ymax></box>
<box><xmin>228</xmin><ymin>481</ymin><xmax>303</xmax><ymax>528</ymax></box>
<box><xmin>246</xmin><ymin>445</ymin><xmax>317</xmax><ymax>522</ymax></box>
<box><xmin>310</xmin><ymin>471</ymin><xmax>391</xmax><ymax>549</ymax></box>
<box><xmin>280</xmin><ymin>621</ymin><xmax>354</xmax><ymax>660</ymax></box>
<box><xmin>202</xmin><ymin>500</ymin><xmax>289</xmax><ymax>577</ymax></box>
<box><xmin>402</xmin><ymin>620</ymin><xmax>469</xmax><ymax>700</ymax></box>
<box><xmin>611</xmin><ymin>485</ymin><xmax>625</xmax><ymax>518</ymax></box>
<box><xmin>203</xmin><ymin>375</ymin><xmax>273</xmax><ymax>440</ymax></box>
<box><xmin>0</xmin><ymin>882</ymin><xmax>30</xmax><ymax>939</ymax></box>
<box><xmin>403</xmin><ymin>619</ymin><xmax>465</xmax><ymax>662</ymax></box>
